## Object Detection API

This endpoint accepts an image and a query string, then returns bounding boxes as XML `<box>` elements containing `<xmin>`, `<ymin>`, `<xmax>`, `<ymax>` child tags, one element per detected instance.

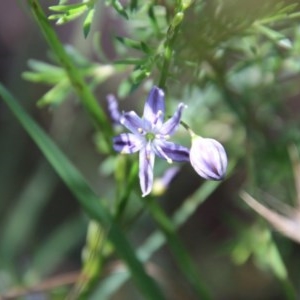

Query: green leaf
<box><xmin>22</xmin><ymin>59</ymin><xmax>66</xmax><ymax>84</ymax></box>
<box><xmin>49</xmin><ymin>3</ymin><xmax>90</xmax><ymax>25</ymax></box>
<box><xmin>131</xmin><ymin>68</ymin><xmax>150</xmax><ymax>84</ymax></box>
<box><xmin>111</xmin><ymin>0</ymin><xmax>129</xmax><ymax>19</ymax></box>
<box><xmin>116</xmin><ymin>36</ymin><xmax>143</xmax><ymax>51</ymax></box>
<box><xmin>27</xmin><ymin>59</ymin><xmax>63</xmax><ymax>74</ymax></box>
<box><xmin>147</xmin><ymin>5</ymin><xmax>160</xmax><ymax>35</ymax></box>
<box><xmin>0</xmin><ymin>83</ymin><xmax>165</xmax><ymax>300</ymax></box>
<box><xmin>37</xmin><ymin>79</ymin><xmax>71</xmax><ymax>107</ymax></box>
<box><xmin>56</xmin><ymin>12</ymin><xmax>86</xmax><ymax>25</ymax></box>
<box><xmin>116</xmin><ymin>37</ymin><xmax>153</xmax><ymax>54</ymax></box>
<box><xmin>83</xmin><ymin>6</ymin><xmax>95</xmax><ymax>38</ymax></box>
<box><xmin>49</xmin><ymin>3</ymin><xmax>87</xmax><ymax>13</ymax></box>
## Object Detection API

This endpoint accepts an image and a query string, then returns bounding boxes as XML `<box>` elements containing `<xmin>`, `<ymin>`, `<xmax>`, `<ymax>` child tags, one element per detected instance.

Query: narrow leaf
<box><xmin>111</xmin><ymin>0</ymin><xmax>129</xmax><ymax>19</ymax></box>
<box><xmin>83</xmin><ymin>7</ymin><xmax>95</xmax><ymax>38</ymax></box>
<box><xmin>49</xmin><ymin>3</ymin><xmax>87</xmax><ymax>12</ymax></box>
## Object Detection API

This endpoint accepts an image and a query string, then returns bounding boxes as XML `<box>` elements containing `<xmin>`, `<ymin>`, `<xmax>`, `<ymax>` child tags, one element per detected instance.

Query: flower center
<box><xmin>146</xmin><ymin>132</ymin><xmax>155</xmax><ymax>141</ymax></box>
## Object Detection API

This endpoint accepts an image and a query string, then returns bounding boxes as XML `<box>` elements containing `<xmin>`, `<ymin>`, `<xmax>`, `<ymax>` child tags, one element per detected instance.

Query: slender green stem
<box><xmin>158</xmin><ymin>11</ymin><xmax>184</xmax><ymax>89</ymax></box>
<box><xmin>27</xmin><ymin>0</ymin><xmax>112</xmax><ymax>149</ymax></box>
<box><xmin>144</xmin><ymin>196</ymin><xmax>212</xmax><ymax>300</ymax></box>
<box><xmin>158</xmin><ymin>0</ymin><xmax>195</xmax><ymax>89</ymax></box>
<box><xmin>158</xmin><ymin>40</ymin><xmax>175</xmax><ymax>90</ymax></box>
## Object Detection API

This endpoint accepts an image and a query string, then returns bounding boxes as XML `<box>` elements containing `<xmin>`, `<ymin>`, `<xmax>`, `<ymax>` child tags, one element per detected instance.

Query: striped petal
<box><xmin>159</xmin><ymin>103</ymin><xmax>186</xmax><ymax>136</ymax></box>
<box><xmin>139</xmin><ymin>141</ymin><xmax>155</xmax><ymax>197</ymax></box>
<box><xmin>120</xmin><ymin>111</ymin><xmax>145</xmax><ymax>135</ymax></box>
<box><xmin>153</xmin><ymin>140</ymin><xmax>190</xmax><ymax>162</ymax></box>
<box><xmin>113</xmin><ymin>133</ymin><xmax>145</xmax><ymax>154</ymax></box>
<box><xmin>143</xmin><ymin>86</ymin><xmax>165</xmax><ymax>127</ymax></box>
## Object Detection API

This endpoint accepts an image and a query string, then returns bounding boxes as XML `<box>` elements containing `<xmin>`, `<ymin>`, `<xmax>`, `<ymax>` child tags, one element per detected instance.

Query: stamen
<box><xmin>156</xmin><ymin>134</ymin><xmax>170</xmax><ymax>140</ymax></box>
<box><xmin>138</xmin><ymin>127</ymin><xmax>144</xmax><ymax>134</ymax></box>
<box><xmin>166</xmin><ymin>157</ymin><xmax>173</xmax><ymax>164</ymax></box>
<box><xmin>155</xmin><ymin>144</ymin><xmax>173</xmax><ymax>164</ymax></box>
<box><xmin>153</xmin><ymin>110</ymin><xmax>163</xmax><ymax>125</ymax></box>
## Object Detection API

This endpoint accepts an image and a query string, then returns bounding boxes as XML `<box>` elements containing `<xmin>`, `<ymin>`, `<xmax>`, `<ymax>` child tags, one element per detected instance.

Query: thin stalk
<box><xmin>27</xmin><ymin>0</ymin><xmax>112</xmax><ymax>149</ymax></box>
<box><xmin>158</xmin><ymin>11</ymin><xmax>184</xmax><ymax>89</ymax></box>
<box><xmin>158</xmin><ymin>35</ymin><xmax>177</xmax><ymax>90</ymax></box>
<box><xmin>158</xmin><ymin>0</ymin><xmax>195</xmax><ymax>89</ymax></box>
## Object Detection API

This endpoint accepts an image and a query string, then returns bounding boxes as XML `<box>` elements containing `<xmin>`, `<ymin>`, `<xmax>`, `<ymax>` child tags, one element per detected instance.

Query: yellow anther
<box><xmin>167</xmin><ymin>158</ymin><xmax>173</xmax><ymax>164</ymax></box>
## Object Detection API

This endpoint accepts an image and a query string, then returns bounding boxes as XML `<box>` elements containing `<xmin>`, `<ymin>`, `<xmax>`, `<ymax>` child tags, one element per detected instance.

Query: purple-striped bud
<box><xmin>106</xmin><ymin>94</ymin><xmax>122</xmax><ymax>124</ymax></box>
<box><xmin>189</xmin><ymin>135</ymin><xmax>227</xmax><ymax>180</ymax></box>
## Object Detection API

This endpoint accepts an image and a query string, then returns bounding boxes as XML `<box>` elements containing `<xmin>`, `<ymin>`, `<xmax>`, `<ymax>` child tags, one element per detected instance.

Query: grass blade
<box><xmin>0</xmin><ymin>83</ymin><xmax>165</xmax><ymax>300</ymax></box>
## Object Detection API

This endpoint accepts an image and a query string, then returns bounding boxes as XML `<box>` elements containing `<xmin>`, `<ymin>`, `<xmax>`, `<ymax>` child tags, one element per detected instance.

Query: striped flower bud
<box><xmin>189</xmin><ymin>135</ymin><xmax>227</xmax><ymax>180</ymax></box>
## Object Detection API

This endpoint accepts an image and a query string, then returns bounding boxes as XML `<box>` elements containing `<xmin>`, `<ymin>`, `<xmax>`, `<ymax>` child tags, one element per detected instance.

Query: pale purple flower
<box><xmin>189</xmin><ymin>135</ymin><xmax>227</xmax><ymax>180</ymax></box>
<box><xmin>113</xmin><ymin>86</ymin><xmax>189</xmax><ymax>196</ymax></box>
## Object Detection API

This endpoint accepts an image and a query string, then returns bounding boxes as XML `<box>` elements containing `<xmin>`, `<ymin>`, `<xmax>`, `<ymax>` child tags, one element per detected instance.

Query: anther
<box><xmin>153</xmin><ymin>110</ymin><xmax>163</xmax><ymax>125</ymax></box>
<box><xmin>166</xmin><ymin>157</ymin><xmax>173</xmax><ymax>164</ymax></box>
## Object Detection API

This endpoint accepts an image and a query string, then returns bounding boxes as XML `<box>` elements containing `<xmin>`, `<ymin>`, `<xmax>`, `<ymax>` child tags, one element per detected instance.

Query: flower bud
<box><xmin>106</xmin><ymin>94</ymin><xmax>122</xmax><ymax>124</ymax></box>
<box><xmin>152</xmin><ymin>166</ymin><xmax>180</xmax><ymax>196</ymax></box>
<box><xmin>189</xmin><ymin>135</ymin><xmax>227</xmax><ymax>180</ymax></box>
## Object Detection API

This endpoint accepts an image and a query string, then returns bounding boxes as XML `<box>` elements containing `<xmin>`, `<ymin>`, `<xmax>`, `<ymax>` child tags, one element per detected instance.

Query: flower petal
<box><xmin>139</xmin><ymin>141</ymin><xmax>155</xmax><ymax>197</ymax></box>
<box><xmin>159</xmin><ymin>103</ymin><xmax>186</xmax><ymax>136</ymax></box>
<box><xmin>153</xmin><ymin>140</ymin><xmax>190</xmax><ymax>162</ymax></box>
<box><xmin>113</xmin><ymin>133</ymin><xmax>145</xmax><ymax>153</ymax></box>
<box><xmin>143</xmin><ymin>86</ymin><xmax>165</xmax><ymax>126</ymax></box>
<box><xmin>106</xmin><ymin>94</ymin><xmax>122</xmax><ymax>124</ymax></box>
<box><xmin>120</xmin><ymin>111</ymin><xmax>145</xmax><ymax>135</ymax></box>
<box><xmin>190</xmin><ymin>137</ymin><xmax>227</xmax><ymax>180</ymax></box>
